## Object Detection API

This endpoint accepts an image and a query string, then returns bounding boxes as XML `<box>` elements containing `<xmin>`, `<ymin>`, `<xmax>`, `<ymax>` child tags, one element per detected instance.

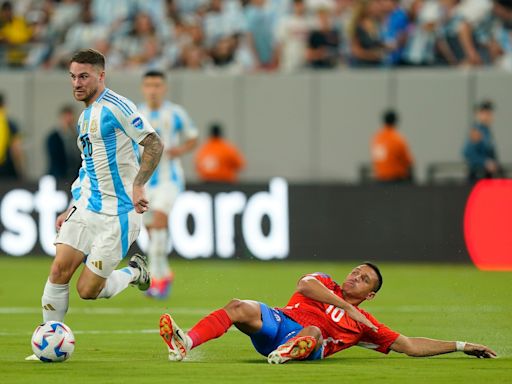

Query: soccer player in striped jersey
<box><xmin>27</xmin><ymin>49</ymin><xmax>164</xmax><ymax>360</ymax></box>
<box><xmin>138</xmin><ymin>70</ymin><xmax>198</xmax><ymax>299</ymax></box>
<box><xmin>159</xmin><ymin>263</ymin><xmax>496</xmax><ymax>363</ymax></box>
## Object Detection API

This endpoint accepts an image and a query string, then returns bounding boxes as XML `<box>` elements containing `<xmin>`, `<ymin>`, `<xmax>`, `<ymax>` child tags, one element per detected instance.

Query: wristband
<box><xmin>456</xmin><ymin>341</ymin><xmax>466</xmax><ymax>352</ymax></box>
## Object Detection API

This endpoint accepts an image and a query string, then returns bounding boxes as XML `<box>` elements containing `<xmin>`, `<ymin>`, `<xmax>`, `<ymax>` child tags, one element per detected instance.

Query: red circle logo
<box><xmin>464</xmin><ymin>179</ymin><xmax>512</xmax><ymax>270</ymax></box>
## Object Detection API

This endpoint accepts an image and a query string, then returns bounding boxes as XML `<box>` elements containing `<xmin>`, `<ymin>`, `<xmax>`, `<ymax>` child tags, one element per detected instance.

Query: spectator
<box><xmin>307</xmin><ymin>6</ymin><xmax>341</xmax><ymax>69</ymax></box>
<box><xmin>91</xmin><ymin>0</ymin><xmax>133</xmax><ymax>37</ymax></box>
<box><xmin>50</xmin><ymin>2</ymin><xmax>108</xmax><ymax>68</ymax></box>
<box><xmin>437</xmin><ymin>0</ymin><xmax>497</xmax><ymax>67</ymax></box>
<box><xmin>457</xmin><ymin>0</ymin><xmax>498</xmax><ymax>66</ymax></box>
<box><xmin>23</xmin><ymin>3</ymin><xmax>53</xmax><ymax>68</ymax></box>
<box><xmin>202</xmin><ymin>0</ymin><xmax>245</xmax><ymax>49</ymax></box>
<box><xmin>210</xmin><ymin>35</ymin><xmax>238</xmax><ymax>69</ymax></box>
<box><xmin>402</xmin><ymin>0</ymin><xmax>443</xmax><ymax>66</ymax></box>
<box><xmin>493</xmin><ymin>0</ymin><xmax>512</xmax><ymax>69</ymax></box>
<box><xmin>370</xmin><ymin>109</ymin><xmax>414</xmax><ymax>183</ymax></box>
<box><xmin>463</xmin><ymin>100</ymin><xmax>501</xmax><ymax>182</ymax></box>
<box><xmin>0</xmin><ymin>0</ymin><xmax>33</xmax><ymax>67</ymax></box>
<box><xmin>0</xmin><ymin>92</ymin><xmax>24</xmax><ymax>180</ymax></box>
<box><xmin>245</xmin><ymin>0</ymin><xmax>278</xmax><ymax>70</ymax></box>
<box><xmin>113</xmin><ymin>13</ymin><xmax>164</xmax><ymax>68</ymax></box>
<box><xmin>275</xmin><ymin>0</ymin><xmax>310</xmax><ymax>72</ymax></box>
<box><xmin>48</xmin><ymin>0</ymin><xmax>81</xmax><ymax>43</ymax></box>
<box><xmin>195</xmin><ymin>123</ymin><xmax>245</xmax><ymax>183</ymax></box>
<box><xmin>348</xmin><ymin>0</ymin><xmax>386</xmax><ymax>67</ymax></box>
<box><xmin>46</xmin><ymin>105</ymin><xmax>81</xmax><ymax>183</ymax></box>
<box><xmin>381</xmin><ymin>0</ymin><xmax>410</xmax><ymax>66</ymax></box>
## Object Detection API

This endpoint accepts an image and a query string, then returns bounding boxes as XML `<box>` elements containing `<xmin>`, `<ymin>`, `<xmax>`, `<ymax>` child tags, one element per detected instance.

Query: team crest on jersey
<box><xmin>81</xmin><ymin>120</ymin><xmax>88</xmax><ymax>135</ymax></box>
<box><xmin>90</xmin><ymin>120</ymin><xmax>98</xmax><ymax>134</ymax></box>
<box><xmin>132</xmin><ymin>117</ymin><xmax>143</xmax><ymax>130</ymax></box>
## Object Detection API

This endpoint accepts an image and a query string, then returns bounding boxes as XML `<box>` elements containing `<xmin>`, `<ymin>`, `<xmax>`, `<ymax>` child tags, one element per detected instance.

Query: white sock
<box><xmin>42</xmin><ymin>279</ymin><xmax>69</xmax><ymax>322</ymax></box>
<box><xmin>97</xmin><ymin>267</ymin><xmax>137</xmax><ymax>299</ymax></box>
<box><xmin>148</xmin><ymin>228</ymin><xmax>171</xmax><ymax>279</ymax></box>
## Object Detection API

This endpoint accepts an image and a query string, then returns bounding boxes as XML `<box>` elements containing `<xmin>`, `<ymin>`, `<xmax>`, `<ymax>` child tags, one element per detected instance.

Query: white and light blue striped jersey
<box><xmin>138</xmin><ymin>100</ymin><xmax>198</xmax><ymax>191</ymax></box>
<box><xmin>71</xmin><ymin>88</ymin><xmax>156</xmax><ymax>216</ymax></box>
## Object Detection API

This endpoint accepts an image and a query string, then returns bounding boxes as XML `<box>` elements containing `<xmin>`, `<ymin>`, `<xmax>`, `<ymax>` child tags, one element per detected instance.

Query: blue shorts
<box><xmin>249</xmin><ymin>303</ymin><xmax>323</xmax><ymax>360</ymax></box>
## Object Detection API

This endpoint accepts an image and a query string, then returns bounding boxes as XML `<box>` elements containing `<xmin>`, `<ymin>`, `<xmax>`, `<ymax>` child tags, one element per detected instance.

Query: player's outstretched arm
<box><xmin>133</xmin><ymin>132</ymin><xmax>164</xmax><ymax>213</ymax></box>
<box><xmin>297</xmin><ymin>277</ymin><xmax>378</xmax><ymax>332</ymax></box>
<box><xmin>390</xmin><ymin>335</ymin><xmax>497</xmax><ymax>358</ymax></box>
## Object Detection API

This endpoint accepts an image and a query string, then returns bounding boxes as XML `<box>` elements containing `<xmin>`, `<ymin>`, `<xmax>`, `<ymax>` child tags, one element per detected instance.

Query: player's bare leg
<box><xmin>146</xmin><ymin>210</ymin><xmax>173</xmax><ymax>299</ymax></box>
<box><xmin>76</xmin><ymin>267</ymin><xmax>108</xmax><ymax>299</ymax></box>
<box><xmin>267</xmin><ymin>326</ymin><xmax>323</xmax><ymax>364</ymax></box>
<box><xmin>160</xmin><ymin>299</ymin><xmax>262</xmax><ymax>361</ymax></box>
<box><xmin>223</xmin><ymin>299</ymin><xmax>262</xmax><ymax>333</ymax></box>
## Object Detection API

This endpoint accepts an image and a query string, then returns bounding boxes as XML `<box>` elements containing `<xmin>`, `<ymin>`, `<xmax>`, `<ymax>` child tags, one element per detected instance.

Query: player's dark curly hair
<box><xmin>363</xmin><ymin>262</ymin><xmax>383</xmax><ymax>292</ymax></box>
<box><xmin>143</xmin><ymin>70</ymin><xmax>166</xmax><ymax>80</ymax></box>
<box><xmin>70</xmin><ymin>49</ymin><xmax>105</xmax><ymax>70</ymax></box>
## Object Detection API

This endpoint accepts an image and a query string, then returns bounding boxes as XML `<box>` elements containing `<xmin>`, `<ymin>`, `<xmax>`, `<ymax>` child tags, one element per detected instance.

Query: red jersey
<box><xmin>277</xmin><ymin>273</ymin><xmax>400</xmax><ymax>358</ymax></box>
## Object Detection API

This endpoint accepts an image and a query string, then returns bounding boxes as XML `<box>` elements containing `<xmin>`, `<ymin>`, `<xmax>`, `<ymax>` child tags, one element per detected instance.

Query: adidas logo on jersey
<box><xmin>91</xmin><ymin>260</ymin><xmax>103</xmax><ymax>270</ymax></box>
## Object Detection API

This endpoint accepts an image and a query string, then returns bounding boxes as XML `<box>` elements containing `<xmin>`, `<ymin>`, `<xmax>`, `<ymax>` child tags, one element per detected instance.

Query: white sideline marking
<box><xmin>0</xmin><ymin>307</ymin><xmax>211</xmax><ymax>315</ymax></box>
<box><xmin>0</xmin><ymin>305</ymin><xmax>508</xmax><ymax>316</ymax></box>
<box><xmin>0</xmin><ymin>328</ymin><xmax>239</xmax><ymax>337</ymax></box>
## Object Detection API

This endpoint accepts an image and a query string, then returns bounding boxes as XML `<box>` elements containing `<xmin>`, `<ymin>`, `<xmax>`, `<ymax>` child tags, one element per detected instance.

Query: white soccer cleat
<box><xmin>128</xmin><ymin>253</ymin><xmax>151</xmax><ymax>291</ymax></box>
<box><xmin>267</xmin><ymin>336</ymin><xmax>317</xmax><ymax>364</ymax></box>
<box><xmin>25</xmin><ymin>354</ymin><xmax>39</xmax><ymax>361</ymax></box>
<box><xmin>159</xmin><ymin>313</ymin><xmax>188</xmax><ymax>361</ymax></box>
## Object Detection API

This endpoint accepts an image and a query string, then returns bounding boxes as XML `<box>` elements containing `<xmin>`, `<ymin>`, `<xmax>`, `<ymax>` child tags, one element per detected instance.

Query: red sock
<box><xmin>187</xmin><ymin>309</ymin><xmax>233</xmax><ymax>349</ymax></box>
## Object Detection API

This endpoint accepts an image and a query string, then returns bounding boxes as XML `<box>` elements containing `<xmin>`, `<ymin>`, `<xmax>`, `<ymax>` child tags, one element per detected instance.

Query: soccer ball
<box><xmin>31</xmin><ymin>321</ymin><xmax>75</xmax><ymax>362</ymax></box>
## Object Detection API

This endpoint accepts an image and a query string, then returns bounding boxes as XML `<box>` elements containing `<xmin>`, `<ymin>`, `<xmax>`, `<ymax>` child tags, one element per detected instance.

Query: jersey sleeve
<box><xmin>108</xmin><ymin>97</ymin><xmax>155</xmax><ymax>144</ymax></box>
<box><xmin>358</xmin><ymin>312</ymin><xmax>400</xmax><ymax>354</ymax></box>
<box><xmin>302</xmin><ymin>272</ymin><xmax>339</xmax><ymax>291</ymax></box>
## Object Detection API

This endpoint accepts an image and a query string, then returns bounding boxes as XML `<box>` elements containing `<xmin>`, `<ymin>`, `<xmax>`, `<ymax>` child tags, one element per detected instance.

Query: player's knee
<box><xmin>302</xmin><ymin>326</ymin><xmax>322</xmax><ymax>341</ymax></box>
<box><xmin>223</xmin><ymin>299</ymin><xmax>258</xmax><ymax>322</ymax></box>
<box><xmin>224</xmin><ymin>299</ymin><xmax>246</xmax><ymax>319</ymax></box>
<box><xmin>224</xmin><ymin>298</ymin><xmax>243</xmax><ymax>312</ymax></box>
<box><xmin>49</xmin><ymin>262</ymin><xmax>73</xmax><ymax>284</ymax></box>
<box><xmin>77</xmin><ymin>284</ymin><xmax>100</xmax><ymax>300</ymax></box>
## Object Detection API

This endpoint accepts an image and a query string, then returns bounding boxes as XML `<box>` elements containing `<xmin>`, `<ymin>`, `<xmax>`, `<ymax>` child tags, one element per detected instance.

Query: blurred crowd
<box><xmin>0</xmin><ymin>0</ymin><xmax>512</xmax><ymax>72</ymax></box>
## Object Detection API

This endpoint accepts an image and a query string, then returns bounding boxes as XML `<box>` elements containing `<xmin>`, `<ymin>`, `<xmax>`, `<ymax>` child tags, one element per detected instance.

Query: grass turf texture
<box><xmin>0</xmin><ymin>257</ymin><xmax>510</xmax><ymax>384</ymax></box>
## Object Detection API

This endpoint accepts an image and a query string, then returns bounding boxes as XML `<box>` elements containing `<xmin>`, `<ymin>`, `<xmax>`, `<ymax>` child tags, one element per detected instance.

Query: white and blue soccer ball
<box><xmin>31</xmin><ymin>321</ymin><xmax>75</xmax><ymax>362</ymax></box>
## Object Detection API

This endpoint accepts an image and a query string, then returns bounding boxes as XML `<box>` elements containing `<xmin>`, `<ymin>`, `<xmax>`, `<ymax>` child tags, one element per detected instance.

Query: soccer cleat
<box><xmin>25</xmin><ymin>354</ymin><xmax>39</xmax><ymax>361</ymax></box>
<box><xmin>146</xmin><ymin>273</ymin><xmax>174</xmax><ymax>299</ymax></box>
<box><xmin>159</xmin><ymin>272</ymin><xmax>174</xmax><ymax>298</ymax></box>
<box><xmin>129</xmin><ymin>253</ymin><xmax>151</xmax><ymax>291</ymax></box>
<box><xmin>159</xmin><ymin>313</ymin><xmax>188</xmax><ymax>361</ymax></box>
<box><xmin>267</xmin><ymin>336</ymin><xmax>317</xmax><ymax>364</ymax></box>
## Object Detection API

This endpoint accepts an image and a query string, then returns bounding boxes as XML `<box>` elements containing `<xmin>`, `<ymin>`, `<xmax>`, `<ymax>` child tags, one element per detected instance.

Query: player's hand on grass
<box><xmin>133</xmin><ymin>184</ymin><xmax>149</xmax><ymax>213</ymax></box>
<box><xmin>463</xmin><ymin>343</ymin><xmax>497</xmax><ymax>359</ymax></box>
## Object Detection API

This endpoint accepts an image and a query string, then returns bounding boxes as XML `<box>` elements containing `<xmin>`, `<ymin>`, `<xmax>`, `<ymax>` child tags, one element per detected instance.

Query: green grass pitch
<box><xmin>0</xmin><ymin>256</ymin><xmax>510</xmax><ymax>383</ymax></box>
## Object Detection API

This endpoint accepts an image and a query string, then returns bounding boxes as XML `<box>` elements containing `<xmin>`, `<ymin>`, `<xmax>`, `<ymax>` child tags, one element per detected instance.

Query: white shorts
<box><xmin>144</xmin><ymin>182</ymin><xmax>180</xmax><ymax>225</ymax></box>
<box><xmin>55</xmin><ymin>204</ymin><xmax>141</xmax><ymax>278</ymax></box>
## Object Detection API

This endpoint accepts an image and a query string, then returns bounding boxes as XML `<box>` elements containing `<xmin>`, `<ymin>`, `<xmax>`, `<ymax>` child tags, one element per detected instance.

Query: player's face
<box><xmin>477</xmin><ymin>110</ymin><xmax>494</xmax><ymax>126</ymax></box>
<box><xmin>142</xmin><ymin>76</ymin><xmax>166</xmax><ymax>108</ymax></box>
<box><xmin>341</xmin><ymin>265</ymin><xmax>378</xmax><ymax>301</ymax></box>
<box><xmin>69</xmin><ymin>62</ymin><xmax>105</xmax><ymax>105</ymax></box>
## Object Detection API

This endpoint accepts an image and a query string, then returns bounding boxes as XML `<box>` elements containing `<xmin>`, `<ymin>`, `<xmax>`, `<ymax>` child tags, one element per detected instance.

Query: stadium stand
<box><xmin>0</xmin><ymin>0</ymin><xmax>511</xmax><ymax>71</ymax></box>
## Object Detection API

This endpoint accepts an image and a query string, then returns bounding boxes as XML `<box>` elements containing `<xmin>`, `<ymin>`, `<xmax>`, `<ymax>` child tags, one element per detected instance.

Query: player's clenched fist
<box><xmin>133</xmin><ymin>184</ymin><xmax>149</xmax><ymax>213</ymax></box>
